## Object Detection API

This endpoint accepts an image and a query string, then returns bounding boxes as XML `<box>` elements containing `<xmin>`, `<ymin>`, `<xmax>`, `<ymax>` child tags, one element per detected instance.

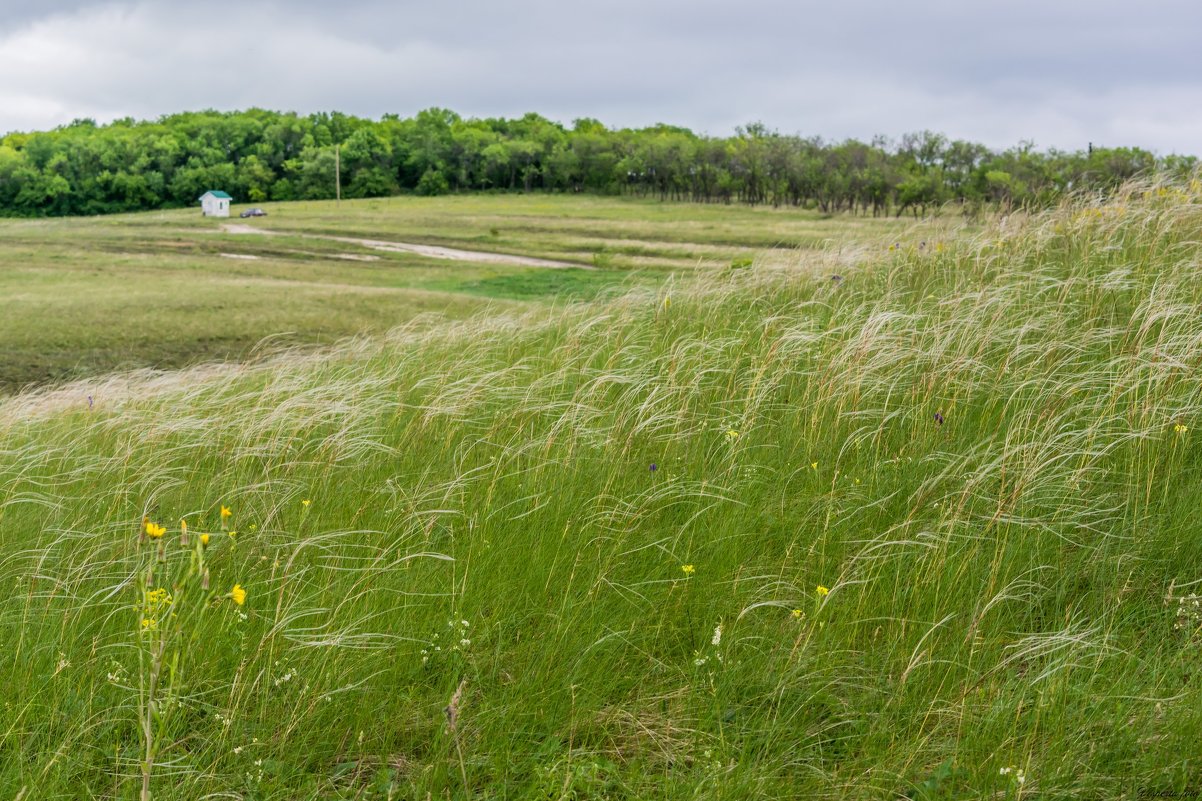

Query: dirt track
<box><xmin>221</xmin><ymin>224</ymin><xmax>586</xmax><ymax>269</ymax></box>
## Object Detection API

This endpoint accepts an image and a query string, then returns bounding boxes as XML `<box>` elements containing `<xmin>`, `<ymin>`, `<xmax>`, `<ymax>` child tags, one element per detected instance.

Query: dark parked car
<box><xmin>239</xmin><ymin>208</ymin><xmax>268</xmax><ymax>218</ymax></box>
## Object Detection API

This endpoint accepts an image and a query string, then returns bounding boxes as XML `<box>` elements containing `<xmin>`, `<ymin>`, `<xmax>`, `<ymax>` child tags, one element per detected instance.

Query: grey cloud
<box><xmin>0</xmin><ymin>0</ymin><xmax>1199</xmax><ymax>153</ymax></box>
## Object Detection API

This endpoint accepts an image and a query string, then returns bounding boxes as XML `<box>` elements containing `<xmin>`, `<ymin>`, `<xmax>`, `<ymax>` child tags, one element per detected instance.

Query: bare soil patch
<box><xmin>220</xmin><ymin>224</ymin><xmax>586</xmax><ymax>269</ymax></box>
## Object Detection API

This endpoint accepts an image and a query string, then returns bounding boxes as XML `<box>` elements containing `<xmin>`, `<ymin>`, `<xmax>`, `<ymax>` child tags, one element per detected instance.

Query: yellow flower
<box><xmin>228</xmin><ymin>530</ymin><xmax>237</xmax><ymax>539</ymax></box>
<box><xmin>141</xmin><ymin>618</ymin><xmax>157</xmax><ymax>630</ymax></box>
<box><xmin>725</xmin><ymin>429</ymin><xmax>739</xmax><ymax>441</ymax></box>
<box><xmin>144</xmin><ymin>521</ymin><xmax>166</xmax><ymax>539</ymax></box>
<box><xmin>180</xmin><ymin>519</ymin><xmax>187</xmax><ymax>533</ymax></box>
<box><xmin>791</xmin><ymin>609</ymin><xmax>803</xmax><ymax>619</ymax></box>
<box><xmin>681</xmin><ymin>564</ymin><xmax>696</xmax><ymax>576</ymax></box>
<box><xmin>230</xmin><ymin>584</ymin><xmax>247</xmax><ymax>606</ymax></box>
<box><xmin>302</xmin><ymin>499</ymin><xmax>311</xmax><ymax>507</ymax></box>
<box><xmin>811</xmin><ymin>461</ymin><xmax>818</xmax><ymax>470</ymax></box>
<box><xmin>200</xmin><ymin>533</ymin><xmax>211</xmax><ymax>546</ymax></box>
<box><xmin>816</xmin><ymin>585</ymin><xmax>830</xmax><ymax>597</ymax></box>
<box><xmin>220</xmin><ymin>505</ymin><xmax>232</xmax><ymax>519</ymax></box>
<box><xmin>1175</xmin><ymin>423</ymin><xmax>1188</xmax><ymax>434</ymax></box>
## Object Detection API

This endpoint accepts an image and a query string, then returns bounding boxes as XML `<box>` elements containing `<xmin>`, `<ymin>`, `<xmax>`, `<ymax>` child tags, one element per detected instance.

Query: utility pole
<box><xmin>335</xmin><ymin>144</ymin><xmax>341</xmax><ymax>206</ymax></box>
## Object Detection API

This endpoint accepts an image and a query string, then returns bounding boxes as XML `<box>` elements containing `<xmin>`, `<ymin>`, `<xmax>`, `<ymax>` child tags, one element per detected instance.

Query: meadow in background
<box><xmin>0</xmin><ymin>193</ymin><xmax>943</xmax><ymax>392</ymax></box>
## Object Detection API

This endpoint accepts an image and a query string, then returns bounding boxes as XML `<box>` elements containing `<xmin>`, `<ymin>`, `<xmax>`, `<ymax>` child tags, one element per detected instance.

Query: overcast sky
<box><xmin>1</xmin><ymin>0</ymin><xmax>1199</xmax><ymax>154</ymax></box>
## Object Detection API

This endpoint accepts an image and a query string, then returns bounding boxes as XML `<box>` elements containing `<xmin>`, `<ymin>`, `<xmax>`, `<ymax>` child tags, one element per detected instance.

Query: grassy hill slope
<box><xmin>1</xmin><ymin>184</ymin><xmax>1201</xmax><ymax>798</ymax></box>
<box><xmin>0</xmin><ymin>194</ymin><xmax>938</xmax><ymax>393</ymax></box>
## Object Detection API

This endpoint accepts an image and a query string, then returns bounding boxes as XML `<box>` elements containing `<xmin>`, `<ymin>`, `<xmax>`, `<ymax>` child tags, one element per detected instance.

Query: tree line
<box><xmin>0</xmin><ymin>108</ymin><xmax>1192</xmax><ymax>218</ymax></box>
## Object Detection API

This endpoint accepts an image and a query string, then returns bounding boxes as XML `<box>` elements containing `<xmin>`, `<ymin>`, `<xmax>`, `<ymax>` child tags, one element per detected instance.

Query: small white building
<box><xmin>199</xmin><ymin>190</ymin><xmax>232</xmax><ymax>217</ymax></box>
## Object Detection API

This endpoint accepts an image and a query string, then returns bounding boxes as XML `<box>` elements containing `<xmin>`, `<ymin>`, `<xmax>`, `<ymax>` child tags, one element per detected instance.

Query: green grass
<box><xmin>6</xmin><ymin>185</ymin><xmax>1197</xmax><ymax>798</ymax></box>
<box><xmin>435</xmin><ymin>267</ymin><xmax>636</xmax><ymax>301</ymax></box>
<box><xmin>234</xmin><ymin>193</ymin><xmax>942</xmax><ymax>267</ymax></box>
<box><xmin>0</xmin><ymin>195</ymin><xmax>939</xmax><ymax>393</ymax></box>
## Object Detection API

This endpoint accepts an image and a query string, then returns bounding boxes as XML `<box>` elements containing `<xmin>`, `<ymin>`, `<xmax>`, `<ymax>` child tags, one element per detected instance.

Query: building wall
<box><xmin>201</xmin><ymin>197</ymin><xmax>230</xmax><ymax>217</ymax></box>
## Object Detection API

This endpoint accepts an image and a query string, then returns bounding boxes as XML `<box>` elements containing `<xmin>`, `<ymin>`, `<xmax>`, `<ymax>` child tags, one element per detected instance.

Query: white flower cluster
<box><xmin>273</xmin><ymin>665</ymin><xmax>298</xmax><ymax>688</ymax></box>
<box><xmin>693</xmin><ymin>622</ymin><xmax>725</xmax><ymax>669</ymax></box>
<box><xmin>1174</xmin><ymin>592</ymin><xmax>1202</xmax><ymax>633</ymax></box>
<box><xmin>999</xmin><ymin>766</ymin><xmax>1026</xmax><ymax>785</ymax></box>
<box><xmin>422</xmin><ymin>619</ymin><xmax>472</xmax><ymax>664</ymax></box>
<box><xmin>105</xmin><ymin>659</ymin><xmax>128</xmax><ymax>686</ymax></box>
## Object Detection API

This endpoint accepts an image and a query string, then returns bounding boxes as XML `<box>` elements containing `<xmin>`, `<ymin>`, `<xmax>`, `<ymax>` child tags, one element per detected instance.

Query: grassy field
<box><xmin>216</xmin><ymin>194</ymin><xmax>936</xmax><ymax>268</ymax></box>
<box><xmin>0</xmin><ymin>195</ymin><xmax>943</xmax><ymax>393</ymax></box>
<box><xmin>8</xmin><ymin>186</ymin><xmax>1202</xmax><ymax>799</ymax></box>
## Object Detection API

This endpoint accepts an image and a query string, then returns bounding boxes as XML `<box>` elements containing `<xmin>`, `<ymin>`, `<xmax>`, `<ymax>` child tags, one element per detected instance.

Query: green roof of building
<box><xmin>200</xmin><ymin>190</ymin><xmax>232</xmax><ymax>200</ymax></box>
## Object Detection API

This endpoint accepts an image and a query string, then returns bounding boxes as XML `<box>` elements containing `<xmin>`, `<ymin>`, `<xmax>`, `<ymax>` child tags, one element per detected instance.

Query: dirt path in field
<box><xmin>220</xmin><ymin>224</ymin><xmax>587</xmax><ymax>269</ymax></box>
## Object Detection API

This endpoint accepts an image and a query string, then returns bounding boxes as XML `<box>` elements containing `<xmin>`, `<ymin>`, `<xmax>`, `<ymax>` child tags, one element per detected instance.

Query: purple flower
<box><xmin>934</xmin><ymin>412</ymin><xmax>944</xmax><ymax>426</ymax></box>
<box><xmin>649</xmin><ymin>463</ymin><xmax>658</xmax><ymax>472</ymax></box>
<box><xmin>87</xmin><ymin>395</ymin><xmax>94</xmax><ymax>410</ymax></box>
